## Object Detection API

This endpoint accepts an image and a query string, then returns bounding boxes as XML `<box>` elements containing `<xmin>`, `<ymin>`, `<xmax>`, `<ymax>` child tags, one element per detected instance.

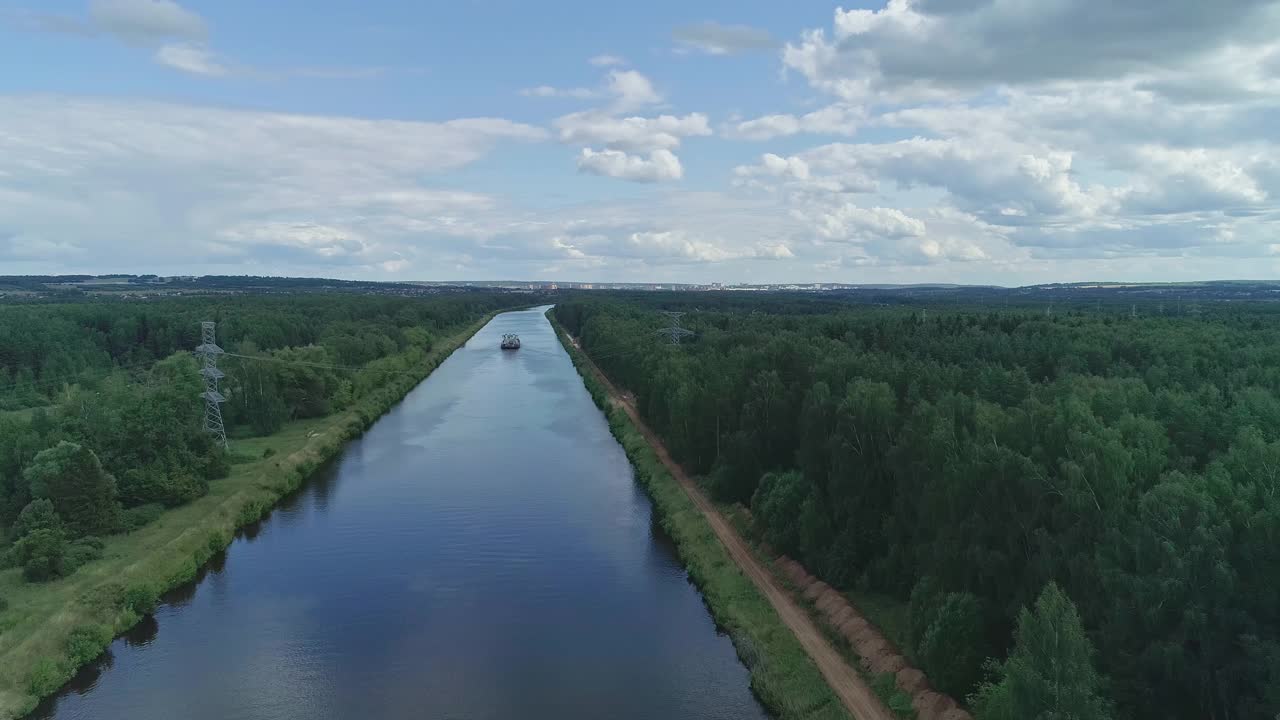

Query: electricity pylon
<box><xmin>657</xmin><ymin>311</ymin><xmax>694</xmax><ymax>345</ymax></box>
<box><xmin>195</xmin><ymin>321</ymin><xmax>228</xmax><ymax>449</ymax></box>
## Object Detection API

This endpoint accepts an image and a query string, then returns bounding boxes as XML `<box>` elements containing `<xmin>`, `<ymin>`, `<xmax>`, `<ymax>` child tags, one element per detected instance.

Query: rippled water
<box><xmin>31</xmin><ymin>307</ymin><xmax>768</xmax><ymax>720</ymax></box>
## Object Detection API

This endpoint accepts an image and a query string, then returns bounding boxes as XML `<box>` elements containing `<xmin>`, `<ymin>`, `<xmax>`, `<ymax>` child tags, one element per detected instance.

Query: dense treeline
<box><xmin>556</xmin><ymin>295</ymin><xmax>1280</xmax><ymax>720</ymax></box>
<box><xmin>1</xmin><ymin>293</ymin><xmax>521</xmax><ymax>582</ymax></box>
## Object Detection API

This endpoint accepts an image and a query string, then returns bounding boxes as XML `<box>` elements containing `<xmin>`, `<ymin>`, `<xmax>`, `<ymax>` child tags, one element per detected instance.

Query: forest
<box><xmin>555</xmin><ymin>294</ymin><xmax>1280</xmax><ymax>720</ymax></box>
<box><xmin>0</xmin><ymin>292</ymin><xmax>521</xmax><ymax>584</ymax></box>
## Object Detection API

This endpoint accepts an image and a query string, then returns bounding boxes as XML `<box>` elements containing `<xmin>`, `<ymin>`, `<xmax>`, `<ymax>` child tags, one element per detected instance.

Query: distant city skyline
<box><xmin>2</xmin><ymin>0</ymin><xmax>1278</xmax><ymax>285</ymax></box>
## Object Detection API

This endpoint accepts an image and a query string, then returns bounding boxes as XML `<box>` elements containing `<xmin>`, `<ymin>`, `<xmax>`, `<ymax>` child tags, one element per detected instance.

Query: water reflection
<box><xmin>123</xmin><ymin>615</ymin><xmax>159</xmax><ymax>648</ymax></box>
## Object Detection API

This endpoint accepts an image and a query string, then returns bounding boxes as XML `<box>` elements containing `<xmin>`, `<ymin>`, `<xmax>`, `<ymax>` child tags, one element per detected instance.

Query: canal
<box><xmin>31</xmin><ymin>307</ymin><xmax>768</xmax><ymax>720</ymax></box>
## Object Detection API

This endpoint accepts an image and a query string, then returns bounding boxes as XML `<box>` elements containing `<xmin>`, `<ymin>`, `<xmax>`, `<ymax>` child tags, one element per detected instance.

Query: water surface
<box><xmin>33</xmin><ymin>307</ymin><xmax>768</xmax><ymax>720</ymax></box>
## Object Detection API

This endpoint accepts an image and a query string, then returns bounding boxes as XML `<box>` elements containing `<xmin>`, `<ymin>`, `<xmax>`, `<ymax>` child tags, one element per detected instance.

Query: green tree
<box><xmin>11</xmin><ymin>498</ymin><xmax>61</xmax><ymax>539</ymax></box>
<box><xmin>24</xmin><ymin>441</ymin><xmax>122</xmax><ymax>536</ymax></box>
<box><xmin>751</xmin><ymin>471</ymin><xmax>811</xmax><ymax>555</ymax></box>
<box><xmin>917</xmin><ymin>591</ymin><xmax>986</xmax><ymax>699</ymax></box>
<box><xmin>11</xmin><ymin>499</ymin><xmax>68</xmax><ymax>581</ymax></box>
<box><xmin>972</xmin><ymin>582</ymin><xmax>1111</xmax><ymax>720</ymax></box>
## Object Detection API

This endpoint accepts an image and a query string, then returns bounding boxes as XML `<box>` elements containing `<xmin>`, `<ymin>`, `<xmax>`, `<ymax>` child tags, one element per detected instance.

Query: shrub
<box><xmin>63</xmin><ymin>537</ymin><xmax>104</xmax><ymax>573</ymax></box>
<box><xmin>13</xmin><ymin>498</ymin><xmax>62</xmax><ymax>538</ymax></box>
<box><xmin>24</xmin><ymin>441</ymin><xmax>123</xmax><ymax>536</ymax></box>
<box><xmin>122</xmin><ymin>503</ymin><xmax>165</xmax><ymax>531</ymax></box>
<box><xmin>66</xmin><ymin>624</ymin><xmax>112</xmax><ymax>664</ymax></box>
<box><xmin>204</xmin><ymin>450</ymin><xmax>231</xmax><ymax>480</ymax></box>
<box><xmin>908</xmin><ymin>576</ymin><xmax>943</xmax><ymax>652</ymax></box>
<box><xmin>731</xmin><ymin>629</ymin><xmax>762</xmax><ymax>670</ymax></box>
<box><xmin>124</xmin><ymin>583</ymin><xmax>160</xmax><ymax>615</ymax></box>
<box><xmin>872</xmin><ymin>672</ymin><xmax>915</xmax><ymax>716</ymax></box>
<box><xmin>27</xmin><ymin>658</ymin><xmax>65</xmax><ymax>696</ymax></box>
<box><xmin>162</xmin><ymin>471</ymin><xmax>208</xmax><ymax>507</ymax></box>
<box><xmin>118</xmin><ymin>466</ymin><xmax>169</xmax><ymax>507</ymax></box>
<box><xmin>15</xmin><ymin>527</ymin><xmax>67</xmax><ymax>582</ymax></box>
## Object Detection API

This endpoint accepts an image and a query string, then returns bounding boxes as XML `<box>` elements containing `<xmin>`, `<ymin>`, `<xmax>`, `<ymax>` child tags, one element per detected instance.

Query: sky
<box><xmin>1</xmin><ymin>0</ymin><xmax>1279</xmax><ymax>285</ymax></box>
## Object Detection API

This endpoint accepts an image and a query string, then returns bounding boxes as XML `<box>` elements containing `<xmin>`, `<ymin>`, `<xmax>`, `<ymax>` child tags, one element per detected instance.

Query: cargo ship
<box><xmin>500</xmin><ymin>333</ymin><xmax>521</xmax><ymax>350</ymax></box>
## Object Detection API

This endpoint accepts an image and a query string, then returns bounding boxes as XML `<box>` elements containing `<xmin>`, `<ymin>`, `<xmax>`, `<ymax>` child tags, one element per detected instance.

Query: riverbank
<box><xmin>0</xmin><ymin>313</ymin><xmax>496</xmax><ymax>719</ymax></box>
<box><xmin>551</xmin><ymin>312</ymin><xmax>881</xmax><ymax>720</ymax></box>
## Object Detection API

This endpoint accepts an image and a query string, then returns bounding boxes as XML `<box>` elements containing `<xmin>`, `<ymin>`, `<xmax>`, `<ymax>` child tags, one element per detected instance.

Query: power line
<box><xmin>222</xmin><ymin>352</ymin><xmax>421</xmax><ymax>376</ymax></box>
<box><xmin>0</xmin><ymin>357</ymin><xmax>163</xmax><ymax>396</ymax></box>
<box><xmin>0</xmin><ymin>346</ymin><xmax>421</xmax><ymax>403</ymax></box>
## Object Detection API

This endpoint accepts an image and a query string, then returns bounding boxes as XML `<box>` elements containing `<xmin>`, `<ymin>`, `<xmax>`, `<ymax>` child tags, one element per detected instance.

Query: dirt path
<box><xmin>569</xmin><ymin>334</ymin><xmax>895</xmax><ymax>720</ymax></box>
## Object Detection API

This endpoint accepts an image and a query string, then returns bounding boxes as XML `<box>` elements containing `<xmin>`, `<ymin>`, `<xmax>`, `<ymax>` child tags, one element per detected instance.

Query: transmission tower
<box><xmin>656</xmin><ymin>311</ymin><xmax>694</xmax><ymax>345</ymax></box>
<box><xmin>195</xmin><ymin>321</ymin><xmax>228</xmax><ymax>449</ymax></box>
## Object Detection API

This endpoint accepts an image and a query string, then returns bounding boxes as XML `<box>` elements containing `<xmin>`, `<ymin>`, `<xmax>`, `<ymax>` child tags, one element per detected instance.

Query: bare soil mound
<box><xmin>776</xmin><ymin>554</ymin><xmax>972</xmax><ymax>720</ymax></box>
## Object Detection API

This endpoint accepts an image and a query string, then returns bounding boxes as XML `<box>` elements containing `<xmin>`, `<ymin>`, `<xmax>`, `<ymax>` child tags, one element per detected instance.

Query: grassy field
<box><xmin>0</xmin><ymin>314</ymin><xmax>495</xmax><ymax>719</ymax></box>
<box><xmin>550</xmin><ymin>311</ymin><xmax>850</xmax><ymax>720</ymax></box>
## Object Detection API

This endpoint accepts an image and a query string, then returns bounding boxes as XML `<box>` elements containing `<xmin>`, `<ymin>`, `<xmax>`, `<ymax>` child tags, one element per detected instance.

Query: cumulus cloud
<box><xmin>540</xmin><ymin>213</ymin><xmax>796</xmax><ymax>267</ymax></box>
<box><xmin>0</xmin><ymin>95</ymin><xmax>796</xmax><ymax>278</ymax></box>
<box><xmin>784</xmin><ymin>0</ymin><xmax>1280</xmax><ymax>103</ymax></box>
<box><xmin>519</xmin><ymin>68</ymin><xmax>665</xmax><ymax>108</ymax></box>
<box><xmin>673</xmin><ymin>21</ymin><xmax>776</xmax><ymax>55</ymax></box>
<box><xmin>555</xmin><ymin>112</ymin><xmax>711</xmax><ymax>152</ymax></box>
<box><xmin>734</xmin><ymin>153</ymin><xmax>810</xmax><ymax>181</ymax></box>
<box><xmin>813</xmin><ymin>205</ymin><xmax>926</xmax><ymax>241</ymax></box>
<box><xmin>607</xmin><ymin>69</ymin><xmax>662</xmax><ymax>112</ymax></box>
<box><xmin>729</xmin><ymin>0</ymin><xmax>1280</xmax><ymax>272</ymax></box>
<box><xmin>13</xmin><ymin>0</ymin><xmax>1280</xmax><ymax>282</ymax></box>
<box><xmin>546</xmin><ymin>67</ymin><xmax>710</xmax><ymax>183</ymax></box>
<box><xmin>577</xmin><ymin>148</ymin><xmax>683</xmax><ymax>182</ymax></box>
<box><xmin>733</xmin><ymin>104</ymin><xmax>863</xmax><ymax>140</ymax></box>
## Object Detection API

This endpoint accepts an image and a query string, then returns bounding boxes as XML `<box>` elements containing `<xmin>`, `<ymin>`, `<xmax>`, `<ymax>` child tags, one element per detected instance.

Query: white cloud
<box><xmin>577</xmin><ymin>148</ymin><xmax>684</xmax><ymax>182</ymax></box>
<box><xmin>544</xmin><ymin>66</ymin><xmax>710</xmax><ymax>183</ymax></box>
<box><xmin>733</xmin><ymin>104</ymin><xmax>863</xmax><ymax>140</ymax></box>
<box><xmin>220</xmin><ymin>222</ymin><xmax>369</xmax><ymax>258</ymax></box>
<box><xmin>734</xmin><ymin>153</ymin><xmax>810</xmax><ymax>181</ymax></box>
<box><xmin>784</xmin><ymin>1</ymin><xmax>1280</xmax><ymax>104</ymax></box>
<box><xmin>13</xmin><ymin>0</ymin><xmax>1280</xmax><ymax>282</ymax></box>
<box><xmin>673</xmin><ymin>21</ymin><xmax>776</xmax><ymax>55</ymax></box>
<box><xmin>607</xmin><ymin>69</ymin><xmax>662</xmax><ymax>112</ymax></box>
<box><xmin>155</xmin><ymin>43</ymin><xmax>226</xmax><ymax>76</ymax></box>
<box><xmin>0</xmin><ymin>96</ymin><xmax>797</xmax><ymax>277</ymax></box>
<box><xmin>1126</xmin><ymin>145</ymin><xmax>1268</xmax><ymax>212</ymax></box>
<box><xmin>89</xmin><ymin>0</ymin><xmax>206</xmax><ymax>44</ymax></box>
<box><xmin>625</xmin><ymin>230</ymin><xmax>733</xmax><ymax>261</ymax></box>
<box><xmin>812</xmin><ymin>205</ymin><xmax>926</xmax><ymax>240</ymax></box>
<box><xmin>0</xmin><ymin>96</ymin><xmax>545</xmax><ymax>272</ymax></box>
<box><xmin>519</xmin><ymin>85</ymin><xmax>597</xmax><ymax>99</ymax></box>
<box><xmin>555</xmin><ymin>112</ymin><xmax>711</xmax><ymax>152</ymax></box>
<box><xmin>18</xmin><ymin>0</ymin><xmax>380</xmax><ymax>80</ymax></box>
<box><xmin>518</xmin><ymin>67</ymin><xmax>662</xmax><ymax>109</ymax></box>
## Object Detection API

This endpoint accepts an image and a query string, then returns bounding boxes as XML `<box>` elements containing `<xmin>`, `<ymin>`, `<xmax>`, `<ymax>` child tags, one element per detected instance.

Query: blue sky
<box><xmin>2</xmin><ymin>0</ymin><xmax>1279</xmax><ymax>284</ymax></box>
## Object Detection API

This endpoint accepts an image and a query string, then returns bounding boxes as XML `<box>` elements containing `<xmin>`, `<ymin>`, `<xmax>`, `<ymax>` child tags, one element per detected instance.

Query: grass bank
<box><xmin>0</xmin><ymin>313</ymin><xmax>496</xmax><ymax>719</ymax></box>
<box><xmin>549</xmin><ymin>311</ymin><xmax>849</xmax><ymax>720</ymax></box>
